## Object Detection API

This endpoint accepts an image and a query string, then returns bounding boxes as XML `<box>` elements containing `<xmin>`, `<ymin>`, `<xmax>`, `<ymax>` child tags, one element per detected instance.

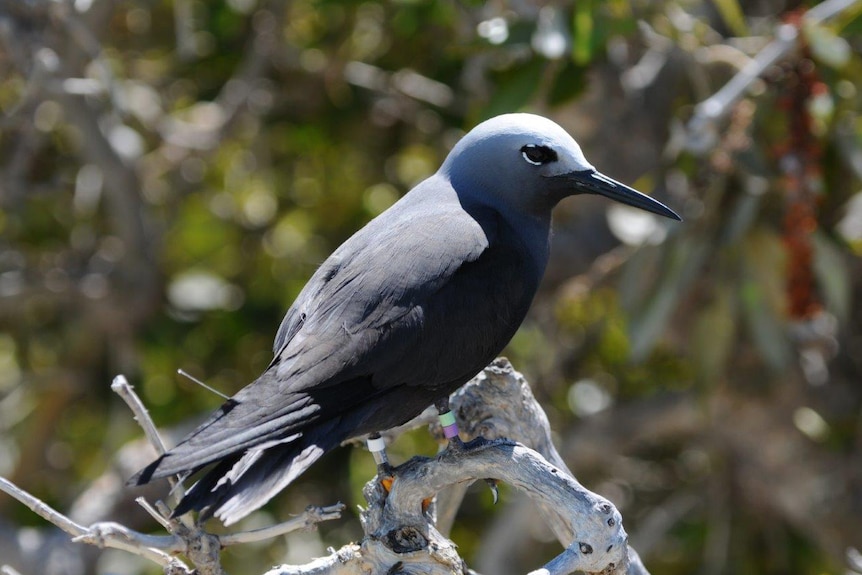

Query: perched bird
<box><xmin>131</xmin><ymin>113</ymin><xmax>680</xmax><ymax>525</ymax></box>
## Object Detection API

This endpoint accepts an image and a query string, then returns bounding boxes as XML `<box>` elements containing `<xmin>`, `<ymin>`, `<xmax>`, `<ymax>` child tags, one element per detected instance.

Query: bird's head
<box><xmin>440</xmin><ymin>113</ymin><xmax>681</xmax><ymax>222</ymax></box>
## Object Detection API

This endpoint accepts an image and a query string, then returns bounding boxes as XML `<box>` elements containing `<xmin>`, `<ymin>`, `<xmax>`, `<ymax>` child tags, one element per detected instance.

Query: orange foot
<box><xmin>378</xmin><ymin>475</ymin><xmax>433</xmax><ymax>512</ymax></box>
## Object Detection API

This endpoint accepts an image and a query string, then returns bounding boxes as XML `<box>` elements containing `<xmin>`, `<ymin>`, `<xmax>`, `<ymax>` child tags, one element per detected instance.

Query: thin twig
<box><xmin>687</xmin><ymin>22</ymin><xmax>798</xmax><ymax>149</ymax></box>
<box><xmin>111</xmin><ymin>375</ymin><xmax>168</xmax><ymax>456</ymax></box>
<box><xmin>220</xmin><ymin>503</ymin><xmax>346</xmax><ymax>547</ymax></box>
<box><xmin>111</xmin><ymin>375</ymin><xmax>189</xmax><ymax>497</ymax></box>
<box><xmin>155</xmin><ymin>499</ymin><xmax>177</xmax><ymax>521</ymax></box>
<box><xmin>71</xmin><ymin>521</ymin><xmax>184</xmax><ymax>553</ymax></box>
<box><xmin>137</xmin><ymin>496</ymin><xmax>173</xmax><ymax>530</ymax></box>
<box><xmin>0</xmin><ymin>476</ymin><xmax>186</xmax><ymax>569</ymax></box>
<box><xmin>0</xmin><ymin>476</ymin><xmax>87</xmax><ymax>536</ymax></box>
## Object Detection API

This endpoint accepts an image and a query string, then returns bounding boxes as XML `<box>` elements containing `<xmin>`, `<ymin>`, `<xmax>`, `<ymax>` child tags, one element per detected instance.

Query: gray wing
<box><xmin>135</xmin><ymin>179</ymin><xmax>501</xmax><ymax>477</ymax></box>
<box><xmin>270</xmin><ymin>188</ymin><xmax>497</xmax><ymax>389</ymax></box>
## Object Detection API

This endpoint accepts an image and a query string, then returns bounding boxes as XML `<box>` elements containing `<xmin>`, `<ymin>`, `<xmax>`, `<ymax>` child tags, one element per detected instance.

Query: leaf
<box><xmin>812</xmin><ymin>230</ymin><xmax>851</xmax><ymax>320</ymax></box>
<box><xmin>803</xmin><ymin>21</ymin><xmax>852</xmax><ymax>69</ymax></box>
<box><xmin>692</xmin><ymin>286</ymin><xmax>736</xmax><ymax>384</ymax></box>
<box><xmin>548</xmin><ymin>59</ymin><xmax>588</xmax><ymax>106</ymax></box>
<box><xmin>712</xmin><ymin>0</ymin><xmax>749</xmax><ymax>36</ymax></box>
<box><xmin>483</xmin><ymin>58</ymin><xmax>546</xmax><ymax>119</ymax></box>
<box><xmin>571</xmin><ymin>0</ymin><xmax>594</xmax><ymax>65</ymax></box>
<box><xmin>627</xmin><ymin>236</ymin><xmax>710</xmax><ymax>362</ymax></box>
<box><xmin>739</xmin><ymin>228</ymin><xmax>793</xmax><ymax>371</ymax></box>
<box><xmin>739</xmin><ymin>280</ymin><xmax>793</xmax><ymax>371</ymax></box>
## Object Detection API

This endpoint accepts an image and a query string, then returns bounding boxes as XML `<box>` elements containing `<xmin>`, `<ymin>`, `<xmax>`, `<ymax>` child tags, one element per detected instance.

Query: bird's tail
<box><xmin>171</xmin><ymin>419</ymin><xmax>344</xmax><ymax>525</ymax></box>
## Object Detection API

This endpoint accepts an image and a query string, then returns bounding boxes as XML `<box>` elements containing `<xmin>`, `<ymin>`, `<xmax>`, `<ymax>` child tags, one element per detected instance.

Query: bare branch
<box><xmin>220</xmin><ymin>504</ymin><xmax>346</xmax><ymax>547</ymax></box>
<box><xmin>434</xmin><ymin>359</ymin><xmax>576</xmax><ymax>549</ymax></box>
<box><xmin>6</xmin><ymin>360</ymin><xmax>643</xmax><ymax>575</ymax></box>
<box><xmin>0</xmin><ymin>476</ymin><xmax>188</xmax><ymax>570</ymax></box>
<box><xmin>262</xmin><ymin>546</ymin><xmax>363</xmax><ymax>575</ymax></box>
<box><xmin>111</xmin><ymin>374</ymin><xmax>197</xmax><ymax>535</ymax></box>
<box><xmin>158</xmin><ymin>0</ymin><xmax>287</xmax><ymax>152</ymax></box>
<box><xmin>0</xmin><ymin>477</ymin><xmax>87</xmax><ymax>537</ymax></box>
<box><xmin>111</xmin><ymin>375</ymin><xmax>169</xmax><ymax>457</ymax></box>
<box><xmin>371</xmin><ymin>440</ymin><xmax>627</xmax><ymax>574</ymax></box>
<box><xmin>71</xmin><ymin>521</ymin><xmax>183</xmax><ymax>553</ymax></box>
<box><xmin>263</xmin><ymin>359</ymin><xmax>639</xmax><ymax>575</ymax></box>
<box><xmin>137</xmin><ymin>496</ymin><xmax>174</xmax><ymax>530</ymax></box>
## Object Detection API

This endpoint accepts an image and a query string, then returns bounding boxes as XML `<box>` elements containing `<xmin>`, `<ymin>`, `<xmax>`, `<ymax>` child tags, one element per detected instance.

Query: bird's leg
<box><xmin>367</xmin><ymin>433</ymin><xmax>394</xmax><ymax>492</ymax></box>
<box><xmin>434</xmin><ymin>397</ymin><xmax>464</xmax><ymax>450</ymax></box>
<box><xmin>434</xmin><ymin>398</ymin><xmax>500</xmax><ymax>504</ymax></box>
<box><xmin>367</xmin><ymin>433</ymin><xmax>393</xmax><ymax>476</ymax></box>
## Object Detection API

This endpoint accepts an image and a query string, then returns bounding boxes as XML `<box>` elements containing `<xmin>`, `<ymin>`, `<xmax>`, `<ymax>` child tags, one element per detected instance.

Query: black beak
<box><xmin>561</xmin><ymin>169</ymin><xmax>682</xmax><ymax>221</ymax></box>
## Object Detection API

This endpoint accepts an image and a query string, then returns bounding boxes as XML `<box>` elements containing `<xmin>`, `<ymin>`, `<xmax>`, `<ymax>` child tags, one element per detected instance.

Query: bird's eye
<box><xmin>520</xmin><ymin>144</ymin><xmax>558</xmax><ymax>166</ymax></box>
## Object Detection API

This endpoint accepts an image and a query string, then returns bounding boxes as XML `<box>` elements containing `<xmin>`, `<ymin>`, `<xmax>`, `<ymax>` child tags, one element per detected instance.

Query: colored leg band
<box><xmin>367</xmin><ymin>436</ymin><xmax>386</xmax><ymax>453</ymax></box>
<box><xmin>438</xmin><ymin>411</ymin><xmax>460</xmax><ymax>439</ymax></box>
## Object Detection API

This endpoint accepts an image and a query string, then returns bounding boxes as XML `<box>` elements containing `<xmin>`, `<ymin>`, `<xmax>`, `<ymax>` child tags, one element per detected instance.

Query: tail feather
<box><xmin>213</xmin><ymin>442</ymin><xmax>327</xmax><ymax>525</ymax></box>
<box><xmin>127</xmin><ymin>374</ymin><xmax>388</xmax><ymax>523</ymax></box>
<box><xmin>128</xmin><ymin>394</ymin><xmax>316</xmax><ymax>486</ymax></box>
<box><xmin>168</xmin><ymin>454</ymin><xmax>243</xmax><ymax>517</ymax></box>
<box><xmin>171</xmin><ymin>420</ymin><xmax>343</xmax><ymax>525</ymax></box>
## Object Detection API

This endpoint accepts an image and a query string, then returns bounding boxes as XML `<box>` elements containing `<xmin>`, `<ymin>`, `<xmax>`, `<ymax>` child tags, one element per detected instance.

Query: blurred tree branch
<box><xmin>686</xmin><ymin>0</ymin><xmax>860</xmax><ymax>153</ymax></box>
<box><xmin>158</xmin><ymin>0</ymin><xmax>287</xmax><ymax>152</ymax></box>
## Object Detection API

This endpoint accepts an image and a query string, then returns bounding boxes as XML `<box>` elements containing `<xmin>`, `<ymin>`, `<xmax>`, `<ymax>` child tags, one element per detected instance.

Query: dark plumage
<box><xmin>131</xmin><ymin>113</ymin><xmax>680</xmax><ymax>525</ymax></box>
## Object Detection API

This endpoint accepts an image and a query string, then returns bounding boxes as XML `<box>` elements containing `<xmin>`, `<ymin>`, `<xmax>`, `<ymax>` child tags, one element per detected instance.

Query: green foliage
<box><xmin>2</xmin><ymin>1</ymin><xmax>862</xmax><ymax>574</ymax></box>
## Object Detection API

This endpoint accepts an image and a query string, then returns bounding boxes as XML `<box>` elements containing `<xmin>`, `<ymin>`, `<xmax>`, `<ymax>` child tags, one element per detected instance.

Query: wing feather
<box><xmin>132</xmin><ymin>177</ymin><xmax>496</xmax><ymax>484</ymax></box>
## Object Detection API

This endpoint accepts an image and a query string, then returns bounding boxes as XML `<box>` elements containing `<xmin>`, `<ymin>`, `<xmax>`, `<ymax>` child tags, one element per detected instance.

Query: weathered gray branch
<box><xmin>371</xmin><ymin>439</ymin><xmax>626</xmax><ymax>574</ymax></box>
<box><xmin>0</xmin><ymin>474</ymin><xmax>346</xmax><ymax>575</ymax></box>
<box><xmin>0</xmin><ymin>476</ymin><xmax>186</xmax><ymax>571</ymax></box>
<box><xmin>2</xmin><ymin>359</ymin><xmax>645</xmax><ymax>575</ymax></box>
<box><xmin>264</xmin><ymin>435</ymin><xmax>628</xmax><ymax>575</ymax></box>
<box><xmin>264</xmin><ymin>358</ymin><xmax>643</xmax><ymax>575</ymax></box>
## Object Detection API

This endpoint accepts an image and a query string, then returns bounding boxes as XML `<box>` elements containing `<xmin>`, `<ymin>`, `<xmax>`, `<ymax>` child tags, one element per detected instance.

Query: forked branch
<box><xmin>2</xmin><ymin>359</ymin><xmax>642</xmax><ymax>575</ymax></box>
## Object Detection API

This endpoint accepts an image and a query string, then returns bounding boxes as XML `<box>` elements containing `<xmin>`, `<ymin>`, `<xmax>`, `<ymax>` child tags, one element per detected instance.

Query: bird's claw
<box><xmin>377</xmin><ymin>462</ymin><xmax>395</xmax><ymax>494</ymax></box>
<box><xmin>445</xmin><ymin>435</ymin><xmax>466</xmax><ymax>452</ymax></box>
<box><xmin>379</xmin><ymin>475</ymin><xmax>394</xmax><ymax>494</ymax></box>
<box><xmin>377</xmin><ymin>461</ymin><xmax>395</xmax><ymax>479</ymax></box>
<box><xmin>484</xmin><ymin>478</ymin><xmax>499</xmax><ymax>505</ymax></box>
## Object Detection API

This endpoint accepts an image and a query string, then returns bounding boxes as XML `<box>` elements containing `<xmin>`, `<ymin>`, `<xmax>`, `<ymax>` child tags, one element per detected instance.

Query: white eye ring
<box><xmin>521</xmin><ymin>144</ymin><xmax>557</xmax><ymax>166</ymax></box>
<box><xmin>522</xmin><ymin>150</ymin><xmax>543</xmax><ymax>166</ymax></box>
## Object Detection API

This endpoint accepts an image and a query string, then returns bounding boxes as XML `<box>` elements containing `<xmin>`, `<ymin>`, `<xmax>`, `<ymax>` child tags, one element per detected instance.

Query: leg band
<box><xmin>438</xmin><ymin>411</ymin><xmax>460</xmax><ymax>439</ymax></box>
<box><xmin>367</xmin><ymin>435</ymin><xmax>388</xmax><ymax>466</ymax></box>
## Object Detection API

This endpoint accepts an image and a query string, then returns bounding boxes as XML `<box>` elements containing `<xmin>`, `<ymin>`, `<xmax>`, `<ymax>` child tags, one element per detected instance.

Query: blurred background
<box><xmin>1</xmin><ymin>0</ymin><xmax>862</xmax><ymax>574</ymax></box>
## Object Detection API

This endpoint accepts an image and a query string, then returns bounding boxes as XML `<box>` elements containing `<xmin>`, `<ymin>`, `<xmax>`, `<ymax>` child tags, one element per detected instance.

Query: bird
<box><xmin>130</xmin><ymin>113</ymin><xmax>681</xmax><ymax>525</ymax></box>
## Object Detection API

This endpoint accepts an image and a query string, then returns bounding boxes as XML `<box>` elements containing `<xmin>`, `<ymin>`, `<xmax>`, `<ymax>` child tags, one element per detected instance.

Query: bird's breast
<box><xmin>395</xmin><ymin>222</ymin><xmax>546</xmax><ymax>391</ymax></box>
